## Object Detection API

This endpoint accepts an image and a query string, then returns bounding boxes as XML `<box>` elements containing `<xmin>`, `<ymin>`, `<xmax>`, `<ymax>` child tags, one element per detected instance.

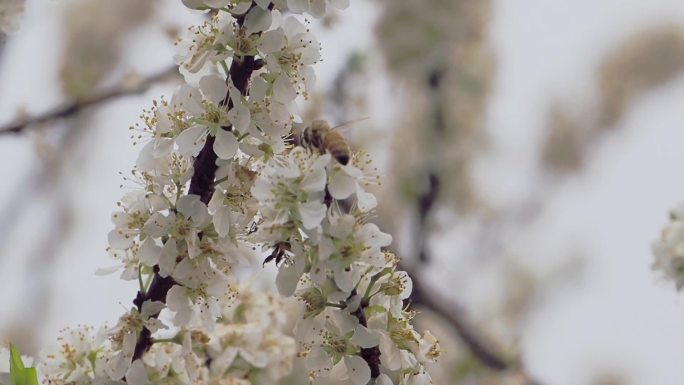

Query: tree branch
<box><xmin>0</xmin><ymin>66</ymin><xmax>179</xmax><ymax>135</ymax></box>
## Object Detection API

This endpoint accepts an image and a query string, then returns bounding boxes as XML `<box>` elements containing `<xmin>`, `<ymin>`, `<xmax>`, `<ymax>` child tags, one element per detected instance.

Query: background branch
<box><xmin>0</xmin><ymin>66</ymin><xmax>179</xmax><ymax>135</ymax></box>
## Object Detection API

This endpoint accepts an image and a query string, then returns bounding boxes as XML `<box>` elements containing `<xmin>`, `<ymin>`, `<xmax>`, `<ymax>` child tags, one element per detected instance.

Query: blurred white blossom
<box><xmin>653</xmin><ymin>204</ymin><xmax>684</xmax><ymax>290</ymax></box>
<box><xmin>0</xmin><ymin>0</ymin><xmax>24</xmax><ymax>34</ymax></box>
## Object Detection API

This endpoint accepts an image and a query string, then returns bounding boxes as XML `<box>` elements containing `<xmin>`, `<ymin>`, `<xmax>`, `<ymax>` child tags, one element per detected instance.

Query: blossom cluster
<box><xmin>652</xmin><ymin>204</ymin><xmax>684</xmax><ymax>290</ymax></box>
<box><xmin>9</xmin><ymin>1</ymin><xmax>440</xmax><ymax>385</ymax></box>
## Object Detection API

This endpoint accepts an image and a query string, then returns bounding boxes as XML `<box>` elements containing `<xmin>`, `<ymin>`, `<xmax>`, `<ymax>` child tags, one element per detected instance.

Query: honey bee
<box><xmin>262</xmin><ymin>241</ymin><xmax>290</xmax><ymax>267</ymax></box>
<box><xmin>300</xmin><ymin>120</ymin><xmax>352</xmax><ymax>165</ymax></box>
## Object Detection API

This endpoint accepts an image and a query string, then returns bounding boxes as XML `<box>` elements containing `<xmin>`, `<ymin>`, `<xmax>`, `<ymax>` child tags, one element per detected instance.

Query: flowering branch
<box><xmin>17</xmin><ymin>2</ymin><xmax>443</xmax><ymax>385</ymax></box>
<box><xmin>130</xmin><ymin>4</ymin><xmax>261</xmax><ymax>362</ymax></box>
<box><xmin>0</xmin><ymin>66</ymin><xmax>178</xmax><ymax>135</ymax></box>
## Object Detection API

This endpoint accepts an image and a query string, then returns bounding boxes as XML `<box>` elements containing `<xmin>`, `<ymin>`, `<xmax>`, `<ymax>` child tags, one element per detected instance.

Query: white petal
<box><xmin>309</xmin><ymin>0</ymin><xmax>326</xmax><ymax>18</ymax></box>
<box><xmin>328</xmin><ymin>172</ymin><xmax>355</xmax><ymax>199</ymax></box>
<box><xmin>108</xmin><ymin>229</ymin><xmax>135</xmax><ymax>249</ymax></box>
<box><xmin>351</xmin><ymin>325</ymin><xmax>380</xmax><ymax>348</ymax></box>
<box><xmin>299</xmin><ymin>201</ymin><xmax>326</xmax><ymax>229</ymax></box>
<box><xmin>205</xmin><ymin>0</ymin><xmax>231</xmax><ymax>7</ymax></box>
<box><xmin>273</xmin><ymin>73</ymin><xmax>297</xmax><ymax>103</ymax></box>
<box><xmin>208</xmin><ymin>189</ymin><xmax>223</xmax><ymax>212</ymax></box>
<box><xmin>244</xmin><ymin>5</ymin><xmax>272</xmax><ymax>35</ymax></box>
<box><xmin>334</xmin><ymin>265</ymin><xmax>358</xmax><ymax>293</ymax></box>
<box><xmin>176</xmin><ymin>125</ymin><xmax>207</xmax><ymax>157</ymax></box>
<box><xmin>207</xmin><ymin>271</ymin><xmax>230</xmax><ymax>297</ymax></box>
<box><xmin>286</xmin><ymin>0</ymin><xmax>307</xmax><ymax>13</ymax></box>
<box><xmin>136</xmin><ymin>141</ymin><xmax>156</xmax><ymax>171</ymax></box>
<box><xmin>139</xmin><ymin>237</ymin><xmax>161</xmax><ymax>266</ymax></box>
<box><xmin>140</xmin><ymin>300</ymin><xmax>165</xmax><ymax>318</ymax></box>
<box><xmin>334</xmin><ymin>310</ymin><xmax>359</xmax><ymax>334</ymax></box>
<box><xmin>300</xmin><ymin>65</ymin><xmax>317</xmax><ymax>90</ymax></box>
<box><xmin>379</xmin><ymin>334</ymin><xmax>401</xmax><ymax>371</ymax></box>
<box><xmin>405</xmin><ymin>371</ymin><xmax>432</xmax><ymax>385</ymax></box>
<box><xmin>95</xmin><ymin>265</ymin><xmax>120</xmax><ymax>276</ymax></box>
<box><xmin>228</xmin><ymin>103</ymin><xmax>250</xmax><ymax>131</ymax></box>
<box><xmin>276</xmin><ymin>263</ymin><xmax>301</xmax><ymax>297</ymax></box>
<box><xmin>214</xmin><ymin>129</ymin><xmax>238</xmax><ymax>160</ymax></box>
<box><xmin>331</xmin><ymin>0</ymin><xmax>349</xmax><ymax>9</ymax></box>
<box><xmin>199</xmin><ymin>74</ymin><xmax>229</xmax><ymax>105</ymax></box>
<box><xmin>397</xmin><ymin>271</ymin><xmax>413</xmax><ymax>299</ymax></box>
<box><xmin>376</xmin><ymin>373</ymin><xmax>394</xmax><ymax>385</ymax></box>
<box><xmin>306</xmin><ymin>347</ymin><xmax>332</xmax><ymax>372</ymax></box>
<box><xmin>250</xmin><ymin>75</ymin><xmax>269</xmax><ymax>101</ymax></box>
<box><xmin>187</xmin><ymin>232</ymin><xmax>202</xmax><ymax>259</ymax></box>
<box><xmin>153</xmin><ymin>137</ymin><xmax>174</xmax><ymax>158</ymax></box>
<box><xmin>344</xmin><ymin>355</ymin><xmax>371</xmax><ymax>385</ymax></box>
<box><xmin>181</xmin><ymin>0</ymin><xmax>206</xmax><ymax>9</ymax></box>
<box><xmin>284</xmin><ymin>16</ymin><xmax>306</xmax><ymax>35</ymax></box>
<box><xmin>301</xmin><ymin>167</ymin><xmax>327</xmax><ymax>193</ymax></box>
<box><xmin>166</xmin><ymin>286</ymin><xmax>192</xmax><ymax>326</ymax></box>
<box><xmin>158</xmin><ymin>238</ymin><xmax>178</xmax><ymax>277</ymax></box>
<box><xmin>361</xmin><ymin>223</ymin><xmax>392</xmax><ymax>247</ymax></box>
<box><xmin>143</xmin><ymin>212</ymin><xmax>173</xmax><ymax>238</ymax></box>
<box><xmin>213</xmin><ymin>206</ymin><xmax>232</xmax><ymax>238</ymax></box>
<box><xmin>212</xmin><ymin>348</ymin><xmax>239</xmax><ymax>375</ymax></box>
<box><xmin>258</xmin><ymin>29</ymin><xmax>286</xmax><ymax>55</ymax></box>
<box><xmin>356</xmin><ymin>186</ymin><xmax>377</xmax><ymax>212</ymax></box>
<box><xmin>125</xmin><ymin>360</ymin><xmax>149</xmax><ymax>385</ymax></box>
<box><xmin>177</xmin><ymin>195</ymin><xmax>209</xmax><ymax>224</ymax></box>
<box><xmin>175</xmin><ymin>85</ymin><xmax>204</xmax><ymax>116</ymax></box>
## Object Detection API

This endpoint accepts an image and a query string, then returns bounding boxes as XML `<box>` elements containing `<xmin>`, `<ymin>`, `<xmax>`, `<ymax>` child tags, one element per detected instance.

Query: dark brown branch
<box><xmin>131</xmin><ymin>4</ymin><xmax>261</xmax><ymax>362</ymax></box>
<box><xmin>0</xmin><ymin>66</ymin><xmax>179</xmax><ymax>135</ymax></box>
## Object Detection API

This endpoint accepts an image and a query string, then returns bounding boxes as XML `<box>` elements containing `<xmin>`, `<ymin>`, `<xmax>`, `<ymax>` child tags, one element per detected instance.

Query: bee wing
<box><xmin>331</xmin><ymin>117</ymin><xmax>370</xmax><ymax>131</ymax></box>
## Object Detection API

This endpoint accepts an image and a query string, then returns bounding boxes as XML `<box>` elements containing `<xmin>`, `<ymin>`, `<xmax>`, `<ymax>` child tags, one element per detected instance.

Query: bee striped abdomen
<box><xmin>323</xmin><ymin>130</ymin><xmax>350</xmax><ymax>165</ymax></box>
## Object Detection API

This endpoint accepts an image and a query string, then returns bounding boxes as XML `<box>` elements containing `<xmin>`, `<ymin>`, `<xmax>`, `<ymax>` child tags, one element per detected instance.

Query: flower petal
<box><xmin>299</xmin><ymin>201</ymin><xmax>326</xmax><ymax>229</ymax></box>
<box><xmin>199</xmin><ymin>74</ymin><xmax>229</xmax><ymax>105</ymax></box>
<box><xmin>213</xmin><ymin>206</ymin><xmax>232</xmax><ymax>238</ymax></box>
<box><xmin>276</xmin><ymin>263</ymin><xmax>301</xmax><ymax>297</ymax></box>
<box><xmin>176</xmin><ymin>125</ymin><xmax>207</xmax><ymax>157</ymax></box>
<box><xmin>245</xmin><ymin>5</ymin><xmax>272</xmax><ymax>35</ymax></box>
<box><xmin>273</xmin><ymin>73</ymin><xmax>296</xmax><ymax>103</ymax></box>
<box><xmin>214</xmin><ymin>129</ymin><xmax>238</xmax><ymax>160</ymax></box>
<box><xmin>344</xmin><ymin>355</ymin><xmax>371</xmax><ymax>385</ymax></box>
<box><xmin>329</xmin><ymin>172</ymin><xmax>355</xmax><ymax>199</ymax></box>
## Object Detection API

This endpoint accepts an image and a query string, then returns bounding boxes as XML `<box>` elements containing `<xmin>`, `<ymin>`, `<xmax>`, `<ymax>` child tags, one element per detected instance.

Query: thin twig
<box><xmin>0</xmin><ymin>66</ymin><xmax>179</xmax><ymax>135</ymax></box>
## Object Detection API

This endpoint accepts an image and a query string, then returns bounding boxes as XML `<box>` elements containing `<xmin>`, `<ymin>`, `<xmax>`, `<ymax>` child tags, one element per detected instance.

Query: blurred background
<box><xmin>2</xmin><ymin>0</ymin><xmax>684</xmax><ymax>384</ymax></box>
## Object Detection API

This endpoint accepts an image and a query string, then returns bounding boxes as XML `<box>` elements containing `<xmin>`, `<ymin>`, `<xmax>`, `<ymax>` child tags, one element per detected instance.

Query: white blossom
<box><xmin>40</xmin><ymin>326</ymin><xmax>106</xmax><ymax>384</ymax></box>
<box><xmin>286</xmin><ymin>0</ymin><xmax>349</xmax><ymax>18</ymax></box>
<box><xmin>0</xmin><ymin>0</ymin><xmax>25</xmax><ymax>34</ymax></box>
<box><xmin>175</xmin><ymin>13</ymin><xmax>236</xmax><ymax>77</ymax></box>
<box><xmin>260</xmin><ymin>16</ymin><xmax>320</xmax><ymax>101</ymax></box>
<box><xmin>252</xmin><ymin>147</ymin><xmax>329</xmax><ymax>239</ymax></box>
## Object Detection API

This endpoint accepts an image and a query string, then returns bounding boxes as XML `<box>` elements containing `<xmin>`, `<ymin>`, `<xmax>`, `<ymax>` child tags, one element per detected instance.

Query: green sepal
<box><xmin>9</xmin><ymin>344</ymin><xmax>38</xmax><ymax>385</ymax></box>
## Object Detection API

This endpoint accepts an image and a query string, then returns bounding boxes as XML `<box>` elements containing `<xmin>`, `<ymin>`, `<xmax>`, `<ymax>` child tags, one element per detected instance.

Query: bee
<box><xmin>300</xmin><ymin>120</ymin><xmax>352</xmax><ymax>165</ymax></box>
<box><xmin>262</xmin><ymin>241</ymin><xmax>290</xmax><ymax>267</ymax></box>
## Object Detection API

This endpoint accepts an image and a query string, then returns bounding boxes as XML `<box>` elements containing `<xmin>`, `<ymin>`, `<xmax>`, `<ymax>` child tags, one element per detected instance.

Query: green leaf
<box><xmin>9</xmin><ymin>344</ymin><xmax>38</xmax><ymax>385</ymax></box>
